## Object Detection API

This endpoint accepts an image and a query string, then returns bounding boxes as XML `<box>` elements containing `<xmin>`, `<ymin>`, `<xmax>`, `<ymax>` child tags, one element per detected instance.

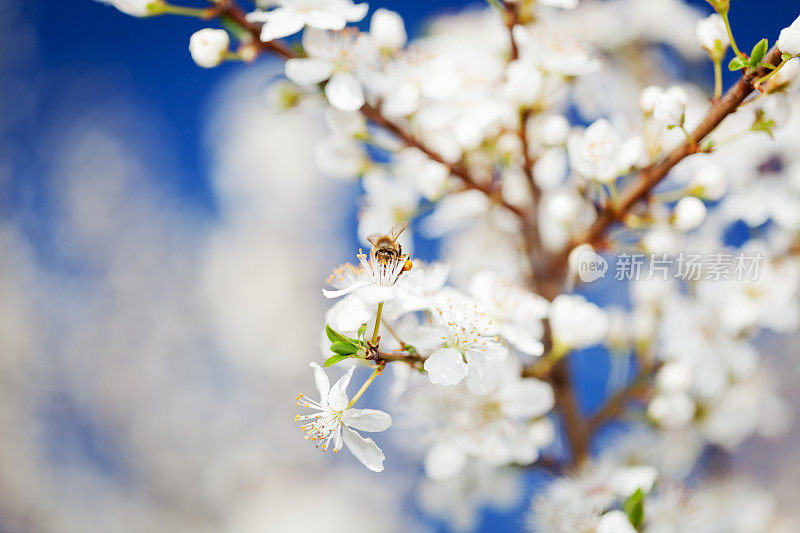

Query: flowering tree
<box><xmin>102</xmin><ymin>0</ymin><xmax>800</xmax><ymax>530</ymax></box>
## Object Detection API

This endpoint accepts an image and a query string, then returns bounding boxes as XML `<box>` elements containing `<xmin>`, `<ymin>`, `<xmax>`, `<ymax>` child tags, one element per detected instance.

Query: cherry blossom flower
<box><xmin>189</xmin><ymin>29</ymin><xmax>230</xmax><ymax>68</ymax></box>
<box><xmin>419</xmin><ymin>293</ymin><xmax>509</xmax><ymax>393</ymax></box>
<box><xmin>412</xmin><ymin>361</ymin><xmax>555</xmax><ymax>479</ymax></box>
<box><xmin>369</xmin><ymin>8</ymin><xmax>406</xmax><ymax>50</ymax></box>
<box><xmin>468</xmin><ymin>270</ymin><xmax>549</xmax><ymax>357</ymax></box>
<box><xmin>246</xmin><ymin>0</ymin><xmax>368</xmax><ymax>42</ymax></box>
<box><xmin>548</xmin><ymin>294</ymin><xmax>610</xmax><ymax>350</ymax></box>
<box><xmin>695</xmin><ymin>14</ymin><xmax>730</xmax><ymax>59</ymax></box>
<box><xmin>777</xmin><ymin>14</ymin><xmax>800</xmax><ymax>57</ymax></box>
<box><xmin>567</xmin><ymin>119</ymin><xmax>642</xmax><ymax>183</ymax></box>
<box><xmin>323</xmin><ymin>250</ymin><xmax>423</xmax><ymax>308</ymax></box>
<box><xmin>285</xmin><ymin>29</ymin><xmax>378</xmax><ymax>111</ymax></box>
<box><xmin>296</xmin><ymin>363</ymin><xmax>391</xmax><ymax>471</ymax></box>
<box><xmin>100</xmin><ymin>0</ymin><xmax>162</xmax><ymax>17</ymax></box>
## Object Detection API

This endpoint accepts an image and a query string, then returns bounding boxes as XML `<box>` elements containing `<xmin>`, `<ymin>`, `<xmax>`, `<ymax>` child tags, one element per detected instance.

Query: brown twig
<box><xmin>565</xmin><ymin>46</ymin><xmax>785</xmax><ymax>257</ymax></box>
<box><xmin>588</xmin><ymin>362</ymin><xmax>662</xmax><ymax>431</ymax></box>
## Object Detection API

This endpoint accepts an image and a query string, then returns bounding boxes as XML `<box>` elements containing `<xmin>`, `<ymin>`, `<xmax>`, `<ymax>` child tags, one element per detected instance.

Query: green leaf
<box><xmin>623</xmin><ymin>488</ymin><xmax>646</xmax><ymax>529</ymax></box>
<box><xmin>728</xmin><ymin>56</ymin><xmax>746</xmax><ymax>71</ymax></box>
<box><xmin>357</xmin><ymin>323</ymin><xmax>368</xmax><ymax>341</ymax></box>
<box><xmin>330</xmin><ymin>341</ymin><xmax>359</xmax><ymax>355</ymax></box>
<box><xmin>324</xmin><ymin>354</ymin><xmax>350</xmax><ymax>367</ymax></box>
<box><xmin>749</xmin><ymin>39</ymin><xmax>768</xmax><ymax>66</ymax></box>
<box><xmin>325</xmin><ymin>324</ymin><xmax>350</xmax><ymax>344</ymax></box>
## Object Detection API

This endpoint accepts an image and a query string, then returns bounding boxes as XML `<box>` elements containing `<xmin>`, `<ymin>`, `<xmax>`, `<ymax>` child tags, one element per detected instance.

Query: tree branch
<box><xmin>588</xmin><ymin>362</ymin><xmax>661</xmax><ymax>431</ymax></box>
<box><xmin>219</xmin><ymin>1</ymin><xmax>525</xmax><ymax>219</ymax></box>
<box><xmin>566</xmin><ymin>45</ymin><xmax>785</xmax><ymax>255</ymax></box>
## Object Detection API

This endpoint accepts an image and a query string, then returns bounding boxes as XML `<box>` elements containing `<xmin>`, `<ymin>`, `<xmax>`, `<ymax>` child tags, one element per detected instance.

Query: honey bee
<box><xmin>367</xmin><ymin>222</ymin><xmax>413</xmax><ymax>272</ymax></box>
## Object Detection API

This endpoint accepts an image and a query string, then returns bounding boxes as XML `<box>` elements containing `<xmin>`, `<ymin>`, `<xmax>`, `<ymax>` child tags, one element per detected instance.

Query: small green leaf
<box><xmin>623</xmin><ymin>488</ymin><xmax>646</xmax><ymax>529</ymax></box>
<box><xmin>330</xmin><ymin>341</ymin><xmax>359</xmax><ymax>355</ymax></box>
<box><xmin>357</xmin><ymin>323</ymin><xmax>368</xmax><ymax>341</ymax></box>
<box><xmin>325</xmin><ymin>324</ymin><xmax>350</xmax><ymax>344</ymax></box>
<box><xmin>728</xmin><ymin>56</ymin><xmax>746</xmax><ymax>71</ymax></box>
<box><xmin>749</xmin><ymin>39</ymin><xmax>768</xmax><ymax>66</ymax></box>
<box><xmin>324</xmin><ymin>354</ymin><xmax>350</xmax><ymax>367</ymax></box>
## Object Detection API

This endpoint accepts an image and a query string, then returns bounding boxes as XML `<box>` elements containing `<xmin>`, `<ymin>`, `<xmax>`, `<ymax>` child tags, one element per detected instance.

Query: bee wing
<box><xmin>367</xmin><ymin>233</ymin><xmax>382</xmax><ymax>246</ymax></box>
<box><xmin>389</xmin><ymin>221</ymin><xmax>409</xmax><ymax>241</ymax></box>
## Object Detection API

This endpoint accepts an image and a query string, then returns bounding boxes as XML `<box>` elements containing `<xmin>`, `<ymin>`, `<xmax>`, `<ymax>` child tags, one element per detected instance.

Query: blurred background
<box><xmin>1</xmin><ymin>1</ymin><xmax>799</xmax><ymax>532</ymax></box>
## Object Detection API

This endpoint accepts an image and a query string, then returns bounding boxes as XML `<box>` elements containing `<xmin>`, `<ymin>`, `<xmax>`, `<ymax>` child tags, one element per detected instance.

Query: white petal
<box><xmin>322</xmin><ymin>280</ymin><xmax>370</xmax><ymax>299</ymax></box>
<box><xmin>597</xmin><ymin>511</ymin><xmax>637</xmax><ymax>533</ymax></box>
<box><xmin>309</xmin><ymin>362</ymin><xmax>330</xmax><ymax>402</ymax></box>
<box><xmin>423</xmin><ymin>347</ymin><xmax>468</xmax><ymax>386</ymax></box>
<box><xmin>325</xmin><ymin>72</ymin><xmax>365</xmax><ymax>111</ymax></box>
<box><xmin>305</xmin><ymin>10</ymin><xmax>347</xmax><ymax>30</ymax></box>
<box><xmin>341</xmin><ymin>2</ymin><xmax>369</xmax><ymax>22</ymax></box>
<box><xmin>342</xmin><ymin>426</ymin><xmax>385</xmax><ymax>472</ymax></box>
<box><xmin>357</xmin><ymin>284</ymin><xmax>397</xmax><ymax>304</ymax></box>
<box><xmin>285</xmin><ymin>58</ymin><xmax>334</xmax><ymax>86</ymax></box>
<box><xmin>328</xmin><ymin>366</ymin><xmax>354</xmax><ymax>411</ymax></box>
<box><xmin>326</xmin><ymin>297</ymin><xmax>372</xmax><ymax>332</ymax></box>
<box><xmin>342</xmin><ymin>408</ymin><xmax>392</xmax><ymax>432</ymax></box>
<box><xmin>500</xmin><ymin>379</ymin><xmax>555</xmax><ymax>419</ymax></box>
<box><xmin>259</xmin><ymin>8</ymin><xmax>307</xmax><ymax>41</ymax></box>
<box><xmin>424</xmin><ymin>441</ymin><xmax>467</xmax><ymax>480</ymax></box>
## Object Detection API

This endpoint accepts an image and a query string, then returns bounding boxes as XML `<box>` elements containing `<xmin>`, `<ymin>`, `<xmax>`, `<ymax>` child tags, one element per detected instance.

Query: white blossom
<box><xmin>777</xmin><ymin>15</ymin><xmax>800</xmax><ymax>56</ymax></box>
<box><xmin>695</xmin><ymin>14</ymin><xmax>730</xmax><ymax>59</ymax></box>
<box><xmin>653</xmin><ymin>86</ymin><xmax>688</xmax><ymax>127</ymax></box>
<box><xmin>420</xmin><ymin>293</ymin><xmax>509</xmax><ymax>393</ymax></box>
<box><xmin>469</xmin><ymin>270</ymin><xmax>549</xmax><ymax>356</ymax></box>
<box><xmin>189</xmin><ymin>29</ymin><xmax>230</xmax><ymax>69</ymax></box>
<box><xmin>597</xmin><ymin>511</ymin><xmax>637</xmax><ymax>533</ymax></box>
<box><xmin>548</xmin><ymin>294</ymin><xmax>610</xmax><ymax>349</ymax></box>
<box><xmin>370</xmin><ymin>8</ymin><xmax>407</xmax><ymax>50</ymax></box>
<box><xmin>285</xmin><ymin>29</ymin><xmax>378</xmax><ymax>111</ymax></box>
<box><xmin>672</xmin><ymin>196</ymin><xmax>707</xmax><ymax>232</ymax></box>
<box><xmin>246</xmin><ymin>0</ymin><xmax>368</xmax><ymax>42</ymax></box>
<box><xmin>100</xmin><ymin>0</ymin><xmax>162</xmax><ymax>17</ymax></box>
<box><xmin>297</xmin><ymin>364</ymin><xmax>391</xmax><ymax>471</ymax></box>
<box><xmin>568</xmin><ymin>119</ymin><xmax>642</xmax><ymax>183</ymax></box>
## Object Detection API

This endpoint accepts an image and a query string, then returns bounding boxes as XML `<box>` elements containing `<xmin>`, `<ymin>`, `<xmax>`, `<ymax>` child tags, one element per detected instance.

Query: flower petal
<box><xmin>500</xmin><ymin>378</ymin><xmax>555</xmax><ymax>419</ymax></box>
<box><xmin>342</xmin><ymin>426</ymin><xmax>385</xmax><ymax>472</ymax></box>
<box><xmin>423</xmin><ymin>347</ymin><xmax>468</xmax><ymax>386</ymax></box>
<box><xmin>341</xmin><ymin>2</ymin><xmax>369</xmax><ymax>22</ymax></box>
<box><xmin>342</xmin><ymin>408</ymin><xmax>392</xmax><ymax>432</ymax></box>
<box><xmin>285</xmin><ymin>58</ymin><xmax>334</xmax><ymax>86</ymax></box>
<box><xmin>305</xmin><ymin>9</ymin><xmax>347</xmax><ymax>31</ymax></box>
<box><xmin>259</xmin><ymin>7</ymin><xmax>307</xmax><ymax>41</ymax></box>
<box><xmin>325</xmin><ymin>72</ymin><xmax>365</xmax><ymax>111</ymax></box>
<box><xmin>309</xmin><ymin>362</ymin><xmax>330</xmax><ymax>402</ymax></box>
<box><xmin>424</xmin><ymin>441</ymin><xmax>467</xmax><ymax>480</ymax></box>
<box><xmin>328</xmin><ymin>365</ymin><xmax>354</xmax><ymax>411</ymax></box>
<box><xmin>322</xmin><ymin>280</ymin><xmax>370</xmax><ymax>299</ymax></box>
<box><xmin>326</xmin><ymin>297</ymin><xmax>372</xmax><ymax>332</ymax></box>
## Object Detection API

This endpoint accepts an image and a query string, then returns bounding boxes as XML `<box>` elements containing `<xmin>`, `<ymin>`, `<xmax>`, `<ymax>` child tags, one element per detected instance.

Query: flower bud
<box><xmin>763</xmin><ymin>57</ymin><xmax>800</xmax><ymax>93</ymax></box>
<box><xmin>695</xmin><ymin>14</ymin><xmax>730</xmax><ymax>61</ymax></box>
<box><xmin>691</xmin><ymin>163</ymin><xmax>727</xmax><ymax>200</ymax></box>
<box><xmin>102</xmin><ymin>0</ymin><xmax>164</xmax><ymax>17</ymax></box>
<box><xmin>539</xmin><ymin>115</ymin><xmax>570</xmax><ymax>146</ymax></box>
<box><xmin>639</xmin><ymin>85</ymin><xmax>664</xmax><ymax>115</ymax></box>
<box><xmin>672</xmin><ymin>196</ymin><xmax>707</xmax><ymax>232</ymax></box>
<box><xmin>653</xmin><ymin>86</ymin><xmax>688</xmax><ymax>127</ymax></box>
<box><xmin>370</xmin><ymin>9</ymin><xmax>407</xmax><ymax>51</ymax></box>
<box><xmin>777</xmin><ymin>15</ymin><xmax>800</xmax><ymax>57</ymax></box>
<box><xmin>189</xmin><ymin>29</ymin><xmax>230</xmax><ymax>69</ymax></box>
